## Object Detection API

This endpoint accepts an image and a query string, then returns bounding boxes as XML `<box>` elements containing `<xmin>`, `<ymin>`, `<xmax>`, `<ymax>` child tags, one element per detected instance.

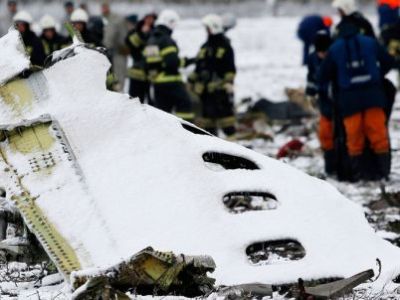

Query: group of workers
<box><xmin>1</xmin><ymin>0</ymin><xmax>399</xmax><ymax>182</ymax></box>
<box><xmin>0</xmin><ymin>0</ymin><xmax>238</xmax><ymax>138</ymax></box>
<box><xmin>299</xmin><ymin>0</ymin><xmax>400</xmax><ymax>182</ymax></box>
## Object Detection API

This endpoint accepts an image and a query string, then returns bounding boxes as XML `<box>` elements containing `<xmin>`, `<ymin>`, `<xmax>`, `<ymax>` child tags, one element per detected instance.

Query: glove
<box><xmin>207</xmin><ymin>80</ymin><xmax>223</xmax><ymax>93</ymax></box>
<box><xmin>194</xmin><ymin>82</ymin><xmax>205</xmax><ymax>95</ymax></box>
<box><xmin>224</xmin><ymin>82</ymin><xmax>234</xmax><ymax>94</ymax></box>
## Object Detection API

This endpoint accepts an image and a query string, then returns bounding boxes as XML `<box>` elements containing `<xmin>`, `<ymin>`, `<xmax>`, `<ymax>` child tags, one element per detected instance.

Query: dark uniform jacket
<box><xmin>191</xmin><ymin>33</ymin><xmax>236</xmax><ymax>94</ymax></box>
<box><xmin>144</xmin><ymin>25</ymin><xmax>183</xmax><ymax>84</ymax></box>
<box><xmin>22</xmin><ymin>29</ymin><xmax>46</xmax><ymax>67</ymax></box>
<box><xmin>378</xmin><ymin>2</ymin><xmax>400</xmax><ymax>29</ymax></box>
<box><xmin>335</xmin><ymin>12</ymin><xmax>376</xmax><ymax>39</ymax></box>
<box><xmin>65</xmin><ymin>26</ymin><xmax>103</xmax><ymax>48</ymax></box>
<box><xmin>297</xmin><ymin>15</ymin><xmax>330</xmax><ymax>64</ymax></box>
<box><xmin>319</xmin><ymin>25</ymin><xmax>394</xmax><ymax>117</ymax></box>
<box><xmin>40</xmin><ymin>32</ymin><xmax>68</xmax><ymax>56</ymax></box>
<box><xmin>381</xmin><ymin>20</ymin><xmax>400</xmax><ymax>65</ymax></box>
<box><xmin>306</xmin><ymin>52</ymin><xmax>332</xmax><ymax>118</ymax></box>
<box><xmin>125</xmin><ymin>20</ymin><xmax>151</xmax><ymax>81</ymax></box>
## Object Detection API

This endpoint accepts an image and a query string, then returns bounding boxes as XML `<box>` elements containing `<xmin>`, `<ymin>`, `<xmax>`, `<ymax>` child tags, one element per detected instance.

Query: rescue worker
<box><xmin>305</xmin><ymin>31</ymin><xmax>334</xmax><ymax>174</ymax></box>
<box><xmin>126</xmin><ymin>13</ymin><xmax>157</xmax><ymax>103</ymax></box>
<box><xmin>0</xmin><ymin>0</ymin><xmax>18</xmax><ymax>36</ymax></box>
<box><xmin>381</xmin><ymin>19</ymin><xmax>400</xmax><ymax>83</ymax></box>
<box><xmin>319</xmin><ymin>23</ymin><xmax>395</xmax><ymax>181</ymax></box>
<box><xmin>333</xmin><ymin>0</ymin><xmax>376</xmax><ymax>39</ymax></box>
<box><xmin>297</xmin><ymin>14</ymin><xmax>333</xmax><ymax>65</ymax></box>
<box><xmin>189</xmin><ymin>14</ymin><xmax>236</xmax><ymax>137</ymax></box>
<box><xmin>69</xmin><ymin>8</ymin><xmax>102</xmax><ymax>47</ymax></box>
<box><xmin>40</xmin><ymin>15</ymin><xmax>67</xmax><ymax>57</ymax></box>
<box><xmin>61</xmin><ymin>1</ymin><xmax>74</xmax><ymax>36</ymax></box>
<box><xmin>377</xmin><ymin>0</ymin><xmax>399</xmax><ymax>30</ymax></box>
<box><xmin>144</xmin><ymin>10</ymin><xmax>194</xmax><ymax>121</ymax></box>
<box><xmin>14</xmin><ymin>11</ymin><xmax>46</xmax><ymax>67</ymax></box>
<box><xmin>101</xmin><ymin>1</ymin><xmax>128</xmax><ymax>91</ymax></box>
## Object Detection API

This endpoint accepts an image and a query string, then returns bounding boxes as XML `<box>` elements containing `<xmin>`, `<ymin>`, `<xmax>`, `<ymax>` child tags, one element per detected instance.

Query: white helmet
<box><xmin>155</xmin><ymin>9</ymin><xmax>180</xmax><ymax>30</ymax></box>
<box><xmin>332</xmin><ymin>0</ymin><xmax>356</xmax><ymax>16</ymax></box>
<box><xmin>71</xmin><ymin>8</ymin><xmax>89</xmax><ymax>23</ymax></box>
<box><xmin>221</xmin><ymin>13</ymin><xmax>237</xmax><ymax>31</ymax></box>
<box><xmin>40</xmin><ymin>15</ymin><xmax>56</xmax><ymax>30</ymax></box>
<box><xmin>13</xmin><ymin>11</ymin><xmax>33</xmax><ymax>24</ymax></box>
<box><xmin>202</xmin><ymin>14</ymin><xmax>224</xmax><ymax>35</ymax></box>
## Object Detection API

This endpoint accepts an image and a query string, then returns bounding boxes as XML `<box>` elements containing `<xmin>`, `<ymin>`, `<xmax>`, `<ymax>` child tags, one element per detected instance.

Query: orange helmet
<box><xmin>377</xmin><ymin>0</ymin><xmax>400</xmax><ymax>9</ymax></box>
<box><xmin>322</xmin><ymin>16</ymin><xmax>333</xmax><ymax>28</ymax></box>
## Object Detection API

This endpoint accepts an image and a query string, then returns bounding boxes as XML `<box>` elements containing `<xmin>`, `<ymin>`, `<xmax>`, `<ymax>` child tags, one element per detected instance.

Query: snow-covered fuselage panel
<box><xmin>0</xmin><ymin>30</ymin><xmax>399</xmax><ymax>293</ymax></box>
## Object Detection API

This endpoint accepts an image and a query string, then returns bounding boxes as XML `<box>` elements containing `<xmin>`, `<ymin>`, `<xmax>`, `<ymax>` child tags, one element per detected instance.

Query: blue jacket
<box><xmin>378</xmin><ymin>4</ymin><xmax>399</xmax><ymax>29</ymax></box>
<box><xmin>306</xmin><ymin>52</ymin><xmax>332</xmax><ymax>118</ymax></box>
<box><xmin>297</xmin><ymin>15</ymin><xmax>330</xmax><ymax>64</ymax></box>
<box><xmin>319</xmin><ymin>27</ymin><xmax>394</xmax><ymax>117</ymax></box>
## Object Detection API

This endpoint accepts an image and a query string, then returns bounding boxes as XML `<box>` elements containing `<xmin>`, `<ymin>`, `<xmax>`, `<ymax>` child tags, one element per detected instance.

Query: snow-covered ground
<box><xmin>0</xmin><ymin>14</ymin><xmax>400</xmax><ymax>299</ymax></box>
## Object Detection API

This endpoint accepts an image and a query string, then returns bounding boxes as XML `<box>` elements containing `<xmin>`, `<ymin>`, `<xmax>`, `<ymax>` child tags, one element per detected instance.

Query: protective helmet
<box><xmin>322</xmin><ymin>16</ymin><xmax>333</xmax><ymax>27</ymax></box>
<box><xmin>71</xmin><ymin>8</ymin><xmax>89</xmax><ymax>23</ymax></box>
<box><xmin>155</xmin><ymin>9</ymin><xmax>180</xmax><ymax>30</ymax></box>
<box><xmin>13</xmin><ymin>11</ymin><xmax>33</xmax><ymax>24</ymax></box>
<box><xmin>332</xmin><ymin>0</ymin><xmax>356</xmax><ymax>15</ymax></box>
<box><xmin>202</xmin><ymin>14</ymin><xmax>224</xmax><ymax>35</ymax></box>
<box><xmin>40</xmin><ymin>15</ymin><xmax>56</xmax><ymax>30</ymax></box>
<box><xmin>221</xmin><ymin>13</ymin><xmax>237</xmax><ymax>31</ymax></box>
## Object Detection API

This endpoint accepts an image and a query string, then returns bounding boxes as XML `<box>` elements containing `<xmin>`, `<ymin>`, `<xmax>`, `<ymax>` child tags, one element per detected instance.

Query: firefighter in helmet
<box><xmin>189</xmin><ymin>14</ymin><xmax>236</xmax><ymax>137</ymax></box>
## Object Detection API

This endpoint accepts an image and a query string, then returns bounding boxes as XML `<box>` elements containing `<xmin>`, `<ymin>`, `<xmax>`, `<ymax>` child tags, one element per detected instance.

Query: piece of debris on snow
<box><xmin>300</xmin><ymin>269</ymin><xmax>374</xmax><ymax>299</ymax></box>
<box><xmin>0</xmin><ymin>29</ymin><xmax>400</xmax><ymax>298</ymax></box>
<box><xmin>70</xmin><ymin>247</ymin><xmax>216</xmax><ymax>298</ymax></box>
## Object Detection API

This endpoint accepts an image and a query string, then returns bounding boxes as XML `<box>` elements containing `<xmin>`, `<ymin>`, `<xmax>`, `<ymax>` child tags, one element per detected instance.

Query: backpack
<box><xmin>338</xmin><ymin>36</ymin><xmax>380</xmax><ymax>89</ymax></box>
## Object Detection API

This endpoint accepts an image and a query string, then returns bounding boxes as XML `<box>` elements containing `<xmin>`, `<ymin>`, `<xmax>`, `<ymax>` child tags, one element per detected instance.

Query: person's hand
<box><xmin>194</xmin><ymin>82</ymin><xmax>205</xmax><ymax>95</ymax></box>
<box><xmin>224</xmin><ymin>83</ymin><xmax>234</xmax><ymax>94</ymax></box>
<box><xmin>142</xmin><ymin>24</ymin><xmax>151</xmax><ymax>33</ymax></box>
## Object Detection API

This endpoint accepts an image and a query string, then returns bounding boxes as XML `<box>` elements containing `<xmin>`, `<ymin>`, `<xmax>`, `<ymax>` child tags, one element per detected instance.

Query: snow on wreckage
<box><xmin>0</xmin><ymin>29</ymin><xmax>399</xmax><ymax>298</ymax></box>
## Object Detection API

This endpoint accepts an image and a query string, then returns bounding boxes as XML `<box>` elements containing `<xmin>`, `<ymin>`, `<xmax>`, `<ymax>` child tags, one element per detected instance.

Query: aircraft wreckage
<box><xmin>0</xmin><ymin>29</ymin><xmax>400</xmax><ymax>298</ymax></box>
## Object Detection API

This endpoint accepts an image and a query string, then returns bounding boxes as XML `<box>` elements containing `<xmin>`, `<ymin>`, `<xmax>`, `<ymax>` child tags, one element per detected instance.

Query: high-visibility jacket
<box><xmin>190</xmin><ymin>33</ymin><xmax>236</xmax><ymax>95</ymax></box>
<box><xmin>125</xmin><ymin>20</ymin><xmax>151</xmax><ymax>81</ymax></box>
<box><xmin>40</xmin><ymin>32</ymin><xmax>68</xmax><ymax>56</ymax></box>
<box><xmin>144</xmin><ymin>25</ymin><xmax>184</xmax><ymax>84</ymax></box>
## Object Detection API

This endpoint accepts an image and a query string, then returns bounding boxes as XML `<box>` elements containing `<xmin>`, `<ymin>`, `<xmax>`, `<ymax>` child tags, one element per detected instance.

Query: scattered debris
<box><xmin>276</xmin><ymin>139</ymin><xmax>305</xmax><ymax>159</ymax></box>
<box><xmin>71</xmin><ymin>247</ymin><xmax>216</xmax><ymax>298</ymax></box>
<box><xmin>300</xmin><ymin>269</ymin><xmax>374</xmax><ymax>299</ymax></box>
<box><xmin>216</xmin><ymin>283</ymin><xmax>273</xmax><ymax>299</ymax></box>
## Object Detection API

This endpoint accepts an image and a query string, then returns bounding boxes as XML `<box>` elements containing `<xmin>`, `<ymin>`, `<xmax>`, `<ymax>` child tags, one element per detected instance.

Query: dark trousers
<box><xmin>154</xmin><ymin>82</ymin><xmax>193</xmax><ymax>120</ymax></box>
<box><xmin>201</xmin><ymin>90</ymin><xmax>236</xmax><ymax>136</ymax></box>
<box><xmin>129</xmin><ymin>79</ymin><xmax>150</xmax><ymax>104</ymax></box>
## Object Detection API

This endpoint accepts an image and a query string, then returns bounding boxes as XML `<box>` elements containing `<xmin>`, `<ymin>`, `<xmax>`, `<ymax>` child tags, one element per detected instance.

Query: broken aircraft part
<box><xmin>71</xmin><ymin>247</ymin><xmax>216</xmax><ymax>297</ymax></box>
<box><xmin>0</xmin><ymin>29</ymin><xmax>400</xmax><ymax>294</ymax></box>
<box><xmin>301</xmin><ymin>269</ymin><xmax>374</xmax><ymax>299</ymax></box>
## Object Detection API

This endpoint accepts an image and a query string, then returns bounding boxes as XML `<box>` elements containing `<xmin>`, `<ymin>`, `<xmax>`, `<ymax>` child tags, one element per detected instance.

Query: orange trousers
<box><xmin>319</xmin><ymin>115</ymin><xmax>334</xmax><ymax>151</ymax></box>
<box><xmin>343</xmin><ymin>107</ymin><xmax>389</xmax><ymax>156</ymax></box>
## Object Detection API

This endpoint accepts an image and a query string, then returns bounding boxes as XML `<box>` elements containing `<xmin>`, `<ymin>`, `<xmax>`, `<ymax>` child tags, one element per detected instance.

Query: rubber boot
<box><xmin>349</xmin><ymin>155</ymin><xmax>363</xmax><ymax>182</ymax></box>
<box><xmin>323</xmin><ymin>150</ymin><xmax>336</xmax><ymax>175</ymax></box>
<box><xmin>376</xmin><ymin>152</ymin><xmax>391</xmax><ymax>180</ymax></box>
